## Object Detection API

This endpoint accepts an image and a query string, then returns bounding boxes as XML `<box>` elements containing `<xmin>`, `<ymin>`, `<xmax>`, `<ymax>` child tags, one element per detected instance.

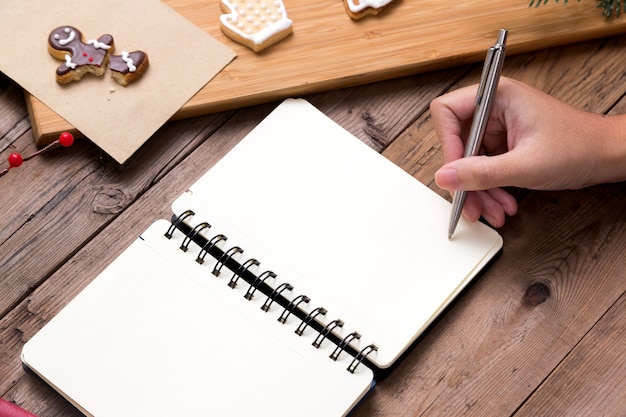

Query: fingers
<box><xmin>434</xmin><ymin>165</ymin><xmax>459</xmax><ymax>189</ymax></box>
<box><xmin>436</xmin><ymin>155</ymin><xmax>503</xmax><ymax>191</ymax></box>
<box><xmin>436</xmin><ymin>152</ymin><xmax>520</xmax><ymax>227</ymax></box>
<box><xmin>488</xmin><ymin>187</ymin><xmax>518</xmax><ymax>217</ymax></box>
<box><xmin>430</xmin><ymin>84</ymin><xmax>481</xmax><ymax>163</ymax></box>
<box><xmin>479</xmin><ymin>188</ymin><xmax>518</xmax><ymax>227</ymax></box>
<box><xmin>431</xmin><ymin>77</ymin><xmax>526</xmax><ymax>228</ymax></box>
<box><xmin>431</xmin><ymin>78</ymin><xmax>517</xmax><ymax>165</ymax></box>
<box><xmin>430</xmin><ymin>84</ymin><xmax>480</xmax><ymax>122</ymax></box>
<box><xmin>460</xmin><ymin>191</ymin><xmax>482</xmax><ymax>222</ymax></box>
<box><xmin>436</xmin><ymin>152</ymin><xmax>528</xmax><ymax>191</ymax></box>
<box><xmin>460</xmin><ymin>188</ymin><xmax>518</xmax><ymax>228</ymax></box>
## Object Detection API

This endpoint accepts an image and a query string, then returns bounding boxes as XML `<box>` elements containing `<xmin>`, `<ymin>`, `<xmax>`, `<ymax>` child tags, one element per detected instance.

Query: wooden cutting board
<box><xmin>28</xmin><ymin>0</ymin><xmax>626</xmax><ymax>144</ymax></box>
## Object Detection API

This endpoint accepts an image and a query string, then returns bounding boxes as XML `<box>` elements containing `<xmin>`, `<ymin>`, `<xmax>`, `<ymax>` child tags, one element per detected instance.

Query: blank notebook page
<box><xmin>171</xmin><ymin>98</ymin><xmax>503</xmax><ymax>369</ymax></box>
<box><xmin>22</xmin><ymin>222</ymin><xmax>374</xmax><ymax>417</ymax></box>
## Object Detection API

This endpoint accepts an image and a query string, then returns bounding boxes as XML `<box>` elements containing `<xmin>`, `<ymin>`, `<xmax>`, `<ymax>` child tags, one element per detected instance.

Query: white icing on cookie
<box><xmin>121</xmin><ymin>51</ymin><xmax>136</xmax><ymax>72</ymax></box>
<box><xmin>87</xmin><ymin>39</ymin><xmax>112</xmax><ymax>50</ymax></box>
<box><xmin>54</xmin><ymin>27</ymin><xmax>76</xmax><ymax>46</ymax></box>
<box><xmin>63</xmin><ymin>54</ymin><xmax>77</xmax><ymax>69</ymax></box>
<box><xmin>220</xmin><ymin>0</ymin><xmax>292</xmax><ymax>47</ymax></box>
<box><xmin>345</xmin><ymin>0</ymin><xmax>394</xmax><ymax>13</ymax></box>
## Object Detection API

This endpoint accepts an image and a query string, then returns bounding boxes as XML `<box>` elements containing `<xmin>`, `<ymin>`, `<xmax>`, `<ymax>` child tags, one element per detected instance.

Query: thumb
<box><xmin>435</xmin><ymin>154</ymin><xmax>519</xmax><ymax>191</ymax></box>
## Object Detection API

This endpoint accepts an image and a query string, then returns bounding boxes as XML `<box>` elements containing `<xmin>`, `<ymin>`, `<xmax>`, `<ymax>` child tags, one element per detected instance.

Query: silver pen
<box><xmin>447</xmin><ymin>28</ymin><xmax>508</xmax><ymax>239</ymax></box>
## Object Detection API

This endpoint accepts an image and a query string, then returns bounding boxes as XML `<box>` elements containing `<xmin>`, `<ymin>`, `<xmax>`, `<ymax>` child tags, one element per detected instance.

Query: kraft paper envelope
<box><xmin>0</xmin><ymin>0</ymin><xmax>236</xmax><ymax>163</ymax></box>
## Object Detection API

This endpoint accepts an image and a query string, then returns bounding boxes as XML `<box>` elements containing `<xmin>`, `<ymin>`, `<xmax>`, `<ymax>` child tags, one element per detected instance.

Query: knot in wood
<box><xmin>522</xmin><ymin>281</ymin><xmax>551</xmax><ymax>307</ymax></box>
<box><xmin>92</xmin><ymin>188</ymin><xmax>127</xmax><ymax>214</ymax></box>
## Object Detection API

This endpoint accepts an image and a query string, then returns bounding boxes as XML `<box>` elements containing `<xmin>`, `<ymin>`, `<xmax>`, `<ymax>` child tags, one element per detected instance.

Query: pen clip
<box><xmin>476</xmin><ymin>47</ymin><xmax>496</xmax><ymax>105</ymax></box>
<box><xmin>475</xmin><ymin>29</ymin><xmax>508</xmax><ymax>105</ymax></box>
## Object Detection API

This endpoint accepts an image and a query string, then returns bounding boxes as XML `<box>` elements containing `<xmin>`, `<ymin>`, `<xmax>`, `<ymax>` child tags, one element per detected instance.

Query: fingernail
<box><xmin>436</xmin><ymin>167</ymin><xmax>459</xmax><ymax>189</ymax></box>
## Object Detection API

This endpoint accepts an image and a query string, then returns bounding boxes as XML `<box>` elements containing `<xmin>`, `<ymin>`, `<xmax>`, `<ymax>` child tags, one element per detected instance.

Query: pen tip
<box><xmin>448</xmin><ymin>233</ymin><xmax>453</xmax><ymax>240</ymax></box>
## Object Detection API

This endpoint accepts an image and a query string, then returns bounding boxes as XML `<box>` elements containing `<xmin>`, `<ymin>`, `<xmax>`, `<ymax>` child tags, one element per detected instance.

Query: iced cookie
<box><xmin>109</xmin><ymin>50</ymin><xmax>149</xmax><ymax>86</ymax></box>
<box><xmin>48</xmin><ymin>26</ymin><xmax>114</xmax><ymax>84</ymax></box>
<box><xmin>219</xmin><ymin>0</ymin><xmax>293</xmax><ymax>52</ymax></box>
<box><xmin>344</xmin><ymin>0</ymin><xmax>396</xmax><ymax>19</ymax></box>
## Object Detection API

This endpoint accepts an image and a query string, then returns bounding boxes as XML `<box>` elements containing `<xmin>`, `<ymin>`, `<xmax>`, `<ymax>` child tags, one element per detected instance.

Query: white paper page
<box><xmin>22</xmin><ymin>221</ymin><xmax>373</xmax><ymax>417</ymax></box>
<box><xmin>171</xmin><ymin>99</ymin><xmax>503</xmax><ymax>369</ymax></box>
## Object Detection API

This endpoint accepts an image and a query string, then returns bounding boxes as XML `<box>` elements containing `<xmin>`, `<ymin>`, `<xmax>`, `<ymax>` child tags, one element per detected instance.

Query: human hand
<box><xmin>430</xmin><ymin>77</ymin><xmax>626</xmax><ymax>227</ymax></box>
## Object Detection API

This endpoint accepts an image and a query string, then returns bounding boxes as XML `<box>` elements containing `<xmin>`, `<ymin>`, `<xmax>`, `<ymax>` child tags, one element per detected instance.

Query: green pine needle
<box><xmin>598</xmin><ymin>0</ymin><xmax>623</xmax><ymax>17</ymax></box>
<box><xmin>528</xmin><ymin>0</ymin><xmax>624</xmax><ymax>18</ymax></box>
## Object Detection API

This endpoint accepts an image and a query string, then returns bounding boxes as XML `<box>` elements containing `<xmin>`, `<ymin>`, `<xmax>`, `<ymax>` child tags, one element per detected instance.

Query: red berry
<box><xmin>58</xmin><ymin>132</ymin><xmax>74</xmax><ymax>147</ymax></box>
<box><xmin>8</xmin><ymin>153</ymin><xmax>23</xmax><ymax>168</ymax></box>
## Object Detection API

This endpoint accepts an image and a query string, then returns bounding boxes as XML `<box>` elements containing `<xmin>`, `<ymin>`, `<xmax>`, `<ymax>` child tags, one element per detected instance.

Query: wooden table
<box><xmin>1</xmin><ymin>33</ymin><xmax>625</xmax><ymax>416</ymax></box>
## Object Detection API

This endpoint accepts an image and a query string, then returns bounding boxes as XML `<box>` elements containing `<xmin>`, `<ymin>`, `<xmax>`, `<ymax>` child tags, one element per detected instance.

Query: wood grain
<box><xmin>25</xmin><ymin>0</ymin><xmax>626</xmax><ymax>144</ymax></box>
<box><xmin>1</xmin><ymin>32</ymin><xmax>625</xmax><ymax>417</ymax></box>
<box><xmin>513</xmin><ymin>293</ymin><xmax>625</xmax><ymax>416</ymax></box>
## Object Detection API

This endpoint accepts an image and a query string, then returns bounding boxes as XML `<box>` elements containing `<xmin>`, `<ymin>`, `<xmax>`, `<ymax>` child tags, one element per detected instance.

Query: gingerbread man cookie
<box><xmin>48</xmin><ymin>26</ymin><xmax>114</xmax><ymax>84</ymax></box>
<box><xmin>48</xmin><ymin>25</ymin><xmax>149</xmax><ymax>86</ymax></box>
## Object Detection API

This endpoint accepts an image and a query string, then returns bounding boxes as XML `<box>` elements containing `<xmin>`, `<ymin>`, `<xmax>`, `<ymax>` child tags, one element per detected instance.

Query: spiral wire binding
<box><xmin>164</xmin><ymin>210</ymin><xmax>194</xmax><ymax>239</ymax></box>
<box><xmin>261</xmin><ymin>282</ymin><xmax>293</xmax><ymax>312</ymax></box>
<box><xmin>213</xmin><ymin>246</ymin><xmax>243</xmax><ymax>276</ymax></box>
<box><xmin>330</xmin><ymin>332</ymin><xmax>360</xmax><ymax>361</ymax></box>
<box><xmin>165</xmin><ymin>211</ymin><xmax>378</xmax><ymax>374</ymax></box>
<box><xmin>196</xmin><ymin>234</ymin><xmax>227</xmax><ymax>264</ymax></box>
<box><xmin>228</xmin><ymin>258</ymin><xmax>260</xmax><ymax>288</ymax></box>
<box><xmin>277</xmin><ymin>294</ymin><xmax>310</xmax><ymax>324</ymax></box>
<box><xmin>244</xmin><ymin>270</ymin><xmax>276</xmax><ymax>300</ymax></box>
<box><xmin>295</xmin><ymin>307</ymin><xmax>327</xmax><ymax>336</ymax></box>
<box><xmin>348</xmin><ymin>344</ymin><xmax>379</xmax><ymax>374</ymax></box>
<box><xmin>181</xmin><ymin>222</ymin><xmax>211</xmax><ymax>252</ymax></box>
<box><xmin>313</xmin><ymin>319</ymin><xmax>344</xmax><ymax>348</ymax></box>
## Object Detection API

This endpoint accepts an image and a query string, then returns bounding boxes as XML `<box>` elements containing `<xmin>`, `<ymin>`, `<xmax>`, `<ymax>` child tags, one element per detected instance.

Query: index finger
<box><xmin>430</xmin><ymin>84</ymin><xmax>480</xmax><ymax>163</ymax></box>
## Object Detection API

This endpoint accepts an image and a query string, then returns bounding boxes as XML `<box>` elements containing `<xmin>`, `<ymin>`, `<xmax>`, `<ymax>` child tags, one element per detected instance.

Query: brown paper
<box><xmin>0</xmin><ymin>0</ymin><xmax>236</xmax><ymax>163</ymax></box>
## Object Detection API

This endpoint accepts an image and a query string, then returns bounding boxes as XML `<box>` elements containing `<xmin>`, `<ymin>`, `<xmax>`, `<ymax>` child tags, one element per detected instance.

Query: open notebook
<box><xmin>22</xmin><ymin>99</ymin><xmax>502</xmax><ymax>417</ymax></box>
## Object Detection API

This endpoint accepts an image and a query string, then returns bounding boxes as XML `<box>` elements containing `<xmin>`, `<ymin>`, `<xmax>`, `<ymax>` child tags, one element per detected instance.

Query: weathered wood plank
<box><xmin>609</xmin><ymin>90</ymin><xmax>626</xmax><ymax>115</ymax></box>
<box><xmin>513</xmin><ymin>292</ymin><xmax>625</xmax><ymax>417</ymax></box>
<box><xmin>0</xmin><ymin>111</ymin><xmax>235</xmax><ymax>318</ymax></box>
<box><xmin>306</xmin><ymin>66</ymin><xmax>469</xmax><ymax>151</ymax></box>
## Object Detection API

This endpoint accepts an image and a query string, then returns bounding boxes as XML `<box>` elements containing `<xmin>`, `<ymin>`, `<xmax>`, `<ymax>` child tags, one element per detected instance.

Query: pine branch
<box><xmin>598</xmin><ymin>0</ymin><xmax>623</xmax><ymax>17</ymax></box>
<box><xmin>528</xmin><ymin>0</ymin><xmax>624</xmax><ymax>18</ymax></box>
